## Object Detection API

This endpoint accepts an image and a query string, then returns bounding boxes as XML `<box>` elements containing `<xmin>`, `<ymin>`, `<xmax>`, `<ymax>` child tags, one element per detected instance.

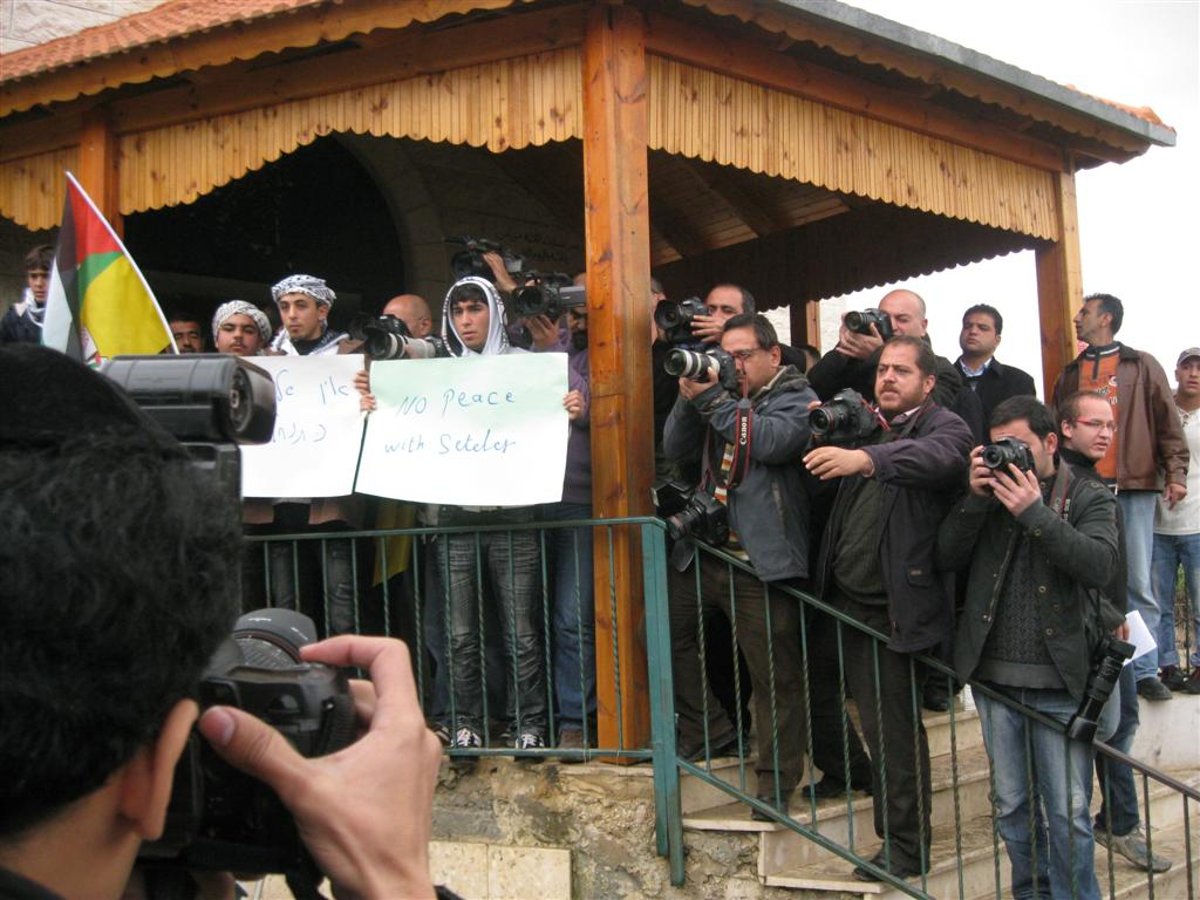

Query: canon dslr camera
<box><xmin>349</xmin><ymin>313</ymin><xmax>448</xmax><ymax>360</ymax></box>
<box><xmin>652</xmin><ymin>479</ymin><xmax>730</xmax><ymax>547</ymax></box>
<box><xmin>809</xmin><ymin>388</ymin><xmax>882</xmax><ymax>446</ymax></box>
<box><xmin>981</xmin><ymin>436</ymin><xmax>1036</xmax><ymax>473</ymax></box>
<box><xmin>844</xmin><ymin>308</ymin><xmax>894</xmax><ymax>341</ymax></box>
<box><xmin>663</xmin><ymin>346</ymin><xmax>740</xmax><ymax>393</ymax></box>
<box><xmin>140</xmin><ymin>608</ymin><xmax>355</xmax><ymax>878</ymax></box>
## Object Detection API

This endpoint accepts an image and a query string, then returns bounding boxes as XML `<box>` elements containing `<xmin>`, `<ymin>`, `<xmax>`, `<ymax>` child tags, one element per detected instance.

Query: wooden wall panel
<box><xmin>116</xmin><ymin>49</ymin><xmax>583</xmax><ymax>215</ymax></box>
<box><xmin>0</xmin><ymin>148</ymin><xmax>77</xmax><ymax>230</ymax></box>
<box><xmin>647</xmin><ymin>55</ymin><xmax>1060</xmax><ymax>241</ymax></box>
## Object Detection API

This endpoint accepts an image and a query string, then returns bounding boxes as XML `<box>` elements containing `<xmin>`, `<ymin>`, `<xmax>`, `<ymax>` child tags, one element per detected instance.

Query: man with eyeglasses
<box><xmin>663</xmin><ymin>312</ymin><xmax>817</xmax><ymax>820</ymax></box>
<box><xmin>1052</xmin><ymin>293</ymin><xmax>1188</xmax><ymax>701</ymax></box>
<box><xmin>1057</xmin><ymin>390</ymin><xmax>1174</xmax><ymax>874</ymax></box>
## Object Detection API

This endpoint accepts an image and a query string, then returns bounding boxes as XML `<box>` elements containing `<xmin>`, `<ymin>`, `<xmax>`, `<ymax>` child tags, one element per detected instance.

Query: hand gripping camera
<box><xmin>808</xmin><ymin>388</ymin><xmax>884</xmax><ymax>446</ymax></box>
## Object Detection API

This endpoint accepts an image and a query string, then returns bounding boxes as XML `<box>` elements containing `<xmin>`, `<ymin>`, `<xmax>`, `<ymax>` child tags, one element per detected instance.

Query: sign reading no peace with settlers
<box><xmin>355</xmin><ymin>353</ymin><xmax>570</xmax><ymax>506</ymax></box>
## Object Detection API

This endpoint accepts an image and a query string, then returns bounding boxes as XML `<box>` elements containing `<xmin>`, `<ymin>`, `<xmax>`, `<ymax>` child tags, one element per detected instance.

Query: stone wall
<box><xmin>432</xmin><ymin>757</ymin><xmax>796</xmax><ymax>899</ymax></box>
<box><xmin>0</xmin><ymin>0</ymin><xmax>167</xmax><ymax>54</ymax></box>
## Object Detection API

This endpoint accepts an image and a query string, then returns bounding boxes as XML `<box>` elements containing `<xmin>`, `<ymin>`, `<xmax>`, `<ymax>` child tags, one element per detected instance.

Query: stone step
<box><xmin>682</xmin><ymin>745</ymin><xmax>993</xmax><ymax>872</ymax></box>
<box><xmin>762</xmin><ymin>814</ymin><xmax>1199</xmax><ymax>899</ymax></box>
<box><xmin>1092</xmin><ymin>766</ymin><xmax>1200</xmax><ymax>833</ymax></box>
<box><xmin>677</xmin><ymin>696</ymin><xmax>983</xmax><ymax>815</ymax></box>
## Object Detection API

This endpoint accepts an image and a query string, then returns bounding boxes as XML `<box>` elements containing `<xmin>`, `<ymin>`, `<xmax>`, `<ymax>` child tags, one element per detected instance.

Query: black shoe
<box><xmin>1136</xmin><ymin>676</ymin><xmax>1174</xmax><ymax>702</ymax></box>
<box><xmin>679</xmin><ymin>732</ymin><xmax>740</xmax><ymax>762</ymax></box>
<box><xmin>1185</xmin><ymin>668</ymin><xmax>1200</xmax><ymax>695</ymax></box>
<box><xmin>1160</xmin><ymin>665</ymin><xmax>1186</xmax><ymax>691</ymax></box>
<box><xmin>852</xmin><ymin>851</ymin><xmax>927</xmax><ymax>882</ymax></box>
<box><xmin>751</xmin><ymin>791</ymin><xmax>790</xmax><ymax>822</ymax></box>
<box><xmin>922</xmin><ymin>681</ymin><xmax>952</xmax><ymax>712</ymax></box>
<box><xmin>806</xmin><ymin>776</ymin><xmax>873</xmax><ymax>799</ymax></box>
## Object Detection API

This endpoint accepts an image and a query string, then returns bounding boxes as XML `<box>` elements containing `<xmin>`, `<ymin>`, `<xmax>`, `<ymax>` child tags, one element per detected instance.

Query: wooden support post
<box><xmin>790</xmin><ymin>299</ymin><xmax>821</xmax><ymax>349</ymax></box>
<box><xmin>78</xmin><ymin>110</ymin><xmax>121</xmax><ymax>235</ymax></box>
<box><xmin>582</xmin><ymin>3</ymin><xmax>653</xmax><ymax>753</ymax></box>
<box><xmin>1035</xmin><ymin>166</ymin><xmax>1083</xmax><ymax>399</ymax></box>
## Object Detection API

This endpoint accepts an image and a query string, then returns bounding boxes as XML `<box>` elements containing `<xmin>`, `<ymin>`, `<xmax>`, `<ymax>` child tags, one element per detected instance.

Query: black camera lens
<box><xmin>232</xmin><ymin>608</ymin><xmax>317</xmax><ymax>670</ymax></box>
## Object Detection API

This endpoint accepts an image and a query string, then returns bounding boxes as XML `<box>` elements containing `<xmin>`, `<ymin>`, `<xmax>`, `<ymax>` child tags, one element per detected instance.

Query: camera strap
<box><xmin>1048</xmin><ymin>462</ymin><xmax>1072</xmax><ymax>519</ymax></box>
<box><xmin>725</xmin><ymin>396</ymin><xmax>754</xmax><ymax>491</ymax></box>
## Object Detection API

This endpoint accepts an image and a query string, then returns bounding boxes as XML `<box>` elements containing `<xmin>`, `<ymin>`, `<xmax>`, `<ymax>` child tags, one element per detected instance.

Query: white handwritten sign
<box><xmin>240</xmin><ymin>355</ymin><xmax>365</xmax><ymax>498</ymax></box>
<box><xmin>355</xmin><ymin>353</ymin><xmax>569</xmax><ymax>506</ymax></box>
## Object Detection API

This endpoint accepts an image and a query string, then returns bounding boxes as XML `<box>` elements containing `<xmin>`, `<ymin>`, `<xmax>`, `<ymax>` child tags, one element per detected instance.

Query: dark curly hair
<box><xmin>0</xmin><ymin>347</ymin><xmax>241</xmax><ymax>840</ymax></box>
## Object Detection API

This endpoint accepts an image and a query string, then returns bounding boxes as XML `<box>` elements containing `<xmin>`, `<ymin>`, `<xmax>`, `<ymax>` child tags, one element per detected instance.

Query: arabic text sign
<box><xmin>240</xmin><ymin>354</ymin><xmax>365</xmax><ymax>498</ymax></box>
<box><xmin>355</xmin><ymin>353</ymin><xmax>569</xmax><ymax>506</ymax></box>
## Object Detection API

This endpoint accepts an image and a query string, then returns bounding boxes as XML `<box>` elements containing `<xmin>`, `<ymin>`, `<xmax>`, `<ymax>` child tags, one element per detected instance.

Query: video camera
<box><xmin>510</xmin><ymin>273</ymin><xmax>587</xmax><ymax>321</ymax></box>
<box><xmin>654</xmin><ymin>296</ymin><xmax>706</xmax><ymax>345</ymax></box>
<box><xmin>348</xmin><ymin>313</ymin><xmax>449</xmax><ymax>361</ymax></box>
<box><xmin>981</xmin><ymin>436</ymin><xmax>1035</xmax><ymax>473</ymax></box>
<box><xmin>652</xmin><ymin>479</ymin><xmax>730</xmax><ymax>546</ymax></box>
<box><xmin>844</xmin><ymin>308</ymin><xmax>894</xmax><ymax>341</ymax></box>
<box><xmin>101</xmin><ymin>356</ymin><xmax>356</xmax><ymax>888</ymax></box>
<box><xmin>663</xmin><ymin>346</ymin><xmax>739</xmax><ymax>393</ymax></box>
<box><xmin>447</xmin><ymin>235</ymin><xmax>524</xmax><ymax>283</ymax></box>
<box><xmin>808</xmin><ymin>388</ymin><xmax>884</xmax><ymax>446</ymax></box>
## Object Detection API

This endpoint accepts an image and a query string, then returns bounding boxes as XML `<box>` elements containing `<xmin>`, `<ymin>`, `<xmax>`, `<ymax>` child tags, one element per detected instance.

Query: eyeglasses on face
<box><xmin>1074</xmin><ymin>418</ymin><xmax>1117</xmax><ymax>433</ymax></box>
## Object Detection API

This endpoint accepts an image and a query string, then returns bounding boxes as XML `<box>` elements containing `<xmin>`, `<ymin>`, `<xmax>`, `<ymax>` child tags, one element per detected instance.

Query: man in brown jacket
<box><xmin>1052</xmin><ymin>292</ymin><xmax>1188</xmax><ymax>699</ymax></box>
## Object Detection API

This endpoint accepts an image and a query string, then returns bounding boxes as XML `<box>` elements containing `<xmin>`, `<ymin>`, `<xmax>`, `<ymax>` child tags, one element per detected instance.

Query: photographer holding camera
<box><xmin>662</xmin><ymin>313</ymin><xmax>817</xmax><ymax>819</ymax></box>
<box><xmin>0</xmin><ymin>345</ymin><xmax>442</xmax><ymax>899</ymax></box>
<box><xmin>936</xmin><ymin>395</ymin><xmax>1122</xmax><ymax>900</ymax></box>
<box><xmin>802</xmin><ymin>336</ymin><xmax>972</xmax><ymax>881</ymax></box>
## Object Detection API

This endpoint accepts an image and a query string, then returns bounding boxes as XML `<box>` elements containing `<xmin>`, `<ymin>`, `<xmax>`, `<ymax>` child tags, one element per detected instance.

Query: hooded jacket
<box><xmin>441</xmin><ymin>277</ymin><xmax>526</xmax><ymax>358</ymax></box>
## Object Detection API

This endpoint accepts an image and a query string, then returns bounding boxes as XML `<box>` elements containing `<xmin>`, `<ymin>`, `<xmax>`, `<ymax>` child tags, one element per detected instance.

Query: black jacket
<box><xmin>816</xmin><ymin>400</ymin><xmax>973</xmax><ymax>652</ymax></box>
<box><xmin>936</xmin><ymin>460</ymin><xmax>1120</xmax><ymax>701</ymax></box>
<box><xmin>955</xmin><ymin>356</ymin><xmax>1037</xmax><ymax>428</ymax></box>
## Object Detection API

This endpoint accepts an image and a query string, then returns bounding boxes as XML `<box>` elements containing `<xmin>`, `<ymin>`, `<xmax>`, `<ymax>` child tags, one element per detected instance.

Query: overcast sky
<box><xmin>823</xmin><ymin>0</ymin><xmax>1200</xmax><ymax>395</ymax></box>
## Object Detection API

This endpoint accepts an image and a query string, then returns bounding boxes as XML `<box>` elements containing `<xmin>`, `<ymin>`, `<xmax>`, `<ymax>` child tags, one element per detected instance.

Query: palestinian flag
<box><xmin>42</xmin><ymin>172</ymin><xmax>174</xmax><ymax>366</ymax></box>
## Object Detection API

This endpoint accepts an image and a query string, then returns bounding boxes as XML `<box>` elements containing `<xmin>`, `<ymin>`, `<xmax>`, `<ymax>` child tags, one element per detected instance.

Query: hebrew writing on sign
<box><xmin>240</xmin><ymin>354</ymin><xmax>365</xmax><ymax>498</ymax></box>
<box><xmin>355</xmin><ymin>353</ymin><xmax>570</xmax><ymax>506</ymax></box>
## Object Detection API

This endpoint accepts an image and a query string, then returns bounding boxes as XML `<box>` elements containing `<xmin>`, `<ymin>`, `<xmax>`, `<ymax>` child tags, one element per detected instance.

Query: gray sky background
<box><xmin>826</xmin><ymin>0</ymin><xmax>1200</xmax><ymax>395</ymax></box>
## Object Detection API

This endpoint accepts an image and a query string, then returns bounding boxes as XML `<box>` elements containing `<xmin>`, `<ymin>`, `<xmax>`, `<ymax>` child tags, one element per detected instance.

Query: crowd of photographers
<box><xmin>2</xmin><ymin>235</ymin><xmax>1198</xmax><ymax>896</ymax></box>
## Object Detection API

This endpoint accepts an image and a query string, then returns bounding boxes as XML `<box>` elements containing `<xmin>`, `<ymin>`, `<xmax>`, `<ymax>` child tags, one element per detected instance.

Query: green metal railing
<box><xmin>247</xmin><ymin>519</ymin><xmax>1197</xmax><ymax>898</ymax></box>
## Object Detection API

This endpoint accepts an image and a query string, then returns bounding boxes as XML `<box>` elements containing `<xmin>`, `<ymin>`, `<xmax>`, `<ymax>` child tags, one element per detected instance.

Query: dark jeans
<box><xmin>832</xmin><ymin>597</ymin><xmax>932</xmax><ymax>869</ymax></box>
<box><xmin>538</xmin><ymin>502</ymin><xmax>597</xmax><ymax>730</ymax></box>
<box><xmin>266</xmin><ymin>505</ymin><xmax>357</xmax><ymax>637</ymax></box>
<box><xmin>668</xmin><ymin>549</ymin><xmax>807</xmax><ymax>795</ymax></box>
<box><xmin>437</xmin><ymin>528</ymin><xmax>546</xmax><ymax>737</ymax></box>
<box><xmin>1095</xmin><ymin>663</ymin><xmax>1141</xmax><ymax>836</ymax></box>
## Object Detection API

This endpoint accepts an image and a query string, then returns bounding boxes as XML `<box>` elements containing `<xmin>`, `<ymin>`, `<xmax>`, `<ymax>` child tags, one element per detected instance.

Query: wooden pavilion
<box><xmin>0</xmin><ymin>0</ymin><xmax>1175</xmax><ymax>749</ymax></box>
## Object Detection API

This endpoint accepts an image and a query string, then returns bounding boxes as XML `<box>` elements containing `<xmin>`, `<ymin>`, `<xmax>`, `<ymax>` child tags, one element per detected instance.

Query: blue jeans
<box><xmin>1152</xmin><ymin>531</ymin><xmax>1200</xmax><ymax>667</ymax></box>
<box><xmin>268</xmin><ymin>531</ymin><xmax>357</xmax><ymax>636</ymax></box>
<box><xmin>1094</xmin><ymin>664</ymin><xmax>1140</xmax><ymax>837</ymax></box>
<box><xmin>1118</xmin><ymin>491</ymin><xmax>1159</xmax><ymax>681</ymax></box>
<box><xmin>436</xmin><ymin>528</ymin><xmax>546</xmax><ymax>737</ymax></box>
<box><xmin>538</xmin><ymin>502</ymin><xmax>596</xmax><ymax>730</ymax></box>
<box><xmin>976</xmin><ymin>685</ymin><xmax>1119</xmax><ymax>900</ymax></box>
